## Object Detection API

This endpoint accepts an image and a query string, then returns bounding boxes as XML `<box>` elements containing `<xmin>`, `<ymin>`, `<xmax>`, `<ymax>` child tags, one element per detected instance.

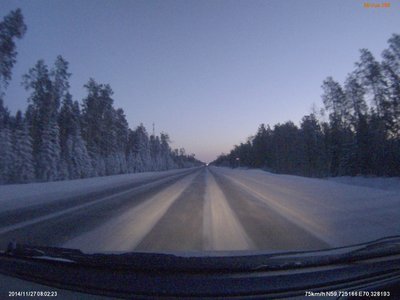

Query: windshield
<box><xmin>0</xmin><ymin>1</ymin><xmax>399</xmax><ymax>258</ymax></box>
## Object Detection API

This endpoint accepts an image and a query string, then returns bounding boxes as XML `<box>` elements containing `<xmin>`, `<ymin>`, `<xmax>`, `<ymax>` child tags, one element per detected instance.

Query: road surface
<box><xmin>0</xmin><ymin>166</ymin><xmax>353</xmax><ymax>253</ymax></box>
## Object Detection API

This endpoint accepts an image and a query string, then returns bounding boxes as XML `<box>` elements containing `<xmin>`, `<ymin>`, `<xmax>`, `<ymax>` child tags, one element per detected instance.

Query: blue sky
<box><xmin>1</xmin><ymin>0</ymin><xmax>399</xmax><ymax>162</ymax></box>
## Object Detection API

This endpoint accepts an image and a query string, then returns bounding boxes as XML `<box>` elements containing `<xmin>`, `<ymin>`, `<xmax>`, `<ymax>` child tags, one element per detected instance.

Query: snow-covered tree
<box><xmin>160</xmin><ymin>133</ymin><xmax>175</xmax><ymax>170</ymax></box>
<box><xmin>113</xmin><ymin>108</ymin><xmax>129</xmax><ymax>174</ymax></box>
<box><xmin>51</xmin><ymin>56</ymin><xmax>71</xmax><ymax>109</ymax></box>
<box><xmin>131</xmin><ymin>124</ymin><xmax>151</xmax><ymax>172</ymax></box>
<box><xmin>0</xmin><ymin>8</ymin><xmax>27</xmax><ymax>95</ymax></box>
<box><xmin>149</xmin><ymin>134</ymin><xmax>162</xmax><ymax>171</ymax></box>
<box><xmin>11</xmin><ymin>111</ymin><xmax>34</xmax><ymax>182</ymax></box>
<box><xmin>0</xmin><ymin>9</ymin><xmax>200</xmax><ymax>184</ymax></box>
<box><xmin>59</xmin><ymin>94</ymin><xmax>92</xmax><ymax>179</ymax></box>
<box><xmin>36</xmin><ymin>118</ymin><xmax>61</xmax><ymax>181</ymax></box>
<box><xmin>0</xmin><ymin>126</ymin><xmax>13</xmax><ymax>183</ymax></box>
<box><xmin>81</xmin><ymin>79</ymin><xmax>108</xmax><ymax>175</ymax></box>
<box><xmin>66</xmin><ymin>129</ymin><xmax>92</xmax><ymax>179</ymax></box>
<box><xmin>0</xmin><ymin>9</ymin><xmax>27</xmax><ymax>183</ymax></box>
<box><xmin>23</xmin><ymin>60</ymin><xmax>61</xmax><ymax>180</ymax></box>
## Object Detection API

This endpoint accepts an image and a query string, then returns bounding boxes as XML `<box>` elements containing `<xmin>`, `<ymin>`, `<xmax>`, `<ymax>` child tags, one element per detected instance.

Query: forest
<box><xmin>0</xmin><ymin>9</ymin><xmax>202</xmax><ymax>184</ymax></box>
<box><xmin>212</xmin><ymin>33</ymin><xmax>400</xmax><ymax>177</ymax></box>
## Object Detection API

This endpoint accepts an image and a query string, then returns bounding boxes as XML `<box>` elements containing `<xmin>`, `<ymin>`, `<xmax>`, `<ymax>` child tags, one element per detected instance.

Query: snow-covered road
<box><xmin>0</xmin><ymin>166</ymin><xmax>399</xmax><ymax>253</ymax></box>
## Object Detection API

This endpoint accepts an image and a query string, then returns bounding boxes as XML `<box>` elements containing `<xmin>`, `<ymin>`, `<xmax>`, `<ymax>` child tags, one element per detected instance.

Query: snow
<box><xmin>212</xmin><ymin>167</ymin><xmax>400</xmax><ymax>247</ymax></box>
<box><xmin>0</xmin><ymin>177</ymin><xmax>177</xmax><ymax>235</ymax></box>
<box><xmin>327</xmin><ymin>176</ymin><xmax>400</xmax><ymax>191</ymax></box>
<box><xmin>0</xmin><ymin>168</ymin><xmax>194</xmax><ymax>213</ymax></box>
<box><xmin>63</xmin><ymin>171</ymin><xmax>198</xmax><ymax>252</ymax></box>
<box><xmin>203</xmin><ymin>169</ymin><xmax>254</xmax><ymax>251</ymax></box>
<box><xmin>2</xmin><ymin>165</ymin><xmax>399</xmax><ymax>252</ymax></box>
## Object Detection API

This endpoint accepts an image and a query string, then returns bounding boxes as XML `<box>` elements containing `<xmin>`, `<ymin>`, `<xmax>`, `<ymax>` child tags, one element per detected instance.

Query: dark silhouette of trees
<box><xmin>213</xmin><ymin>33</ymin><xmax>400</xmax><ymax>177</ymax></box>
<box><xmin>0</xmin><ymin>9</ymin><xmax>27</xmax><ymax>183</ymax></box>
<box><xmin>0</xmin><ymin>8</ymin><xmax>26</xmax><ymax>94</ymax></box>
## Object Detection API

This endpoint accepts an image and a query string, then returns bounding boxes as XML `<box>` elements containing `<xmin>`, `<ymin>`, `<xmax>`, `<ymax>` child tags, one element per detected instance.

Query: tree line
<box><xmin>0</xmin><ymin>9</ymin><xmax>202</xmax><ymax>184</ymax></box>
<box><xmin>212</xmin><ymin>33</ymin><xmax>400</xmax><ymax>177</ymax></box>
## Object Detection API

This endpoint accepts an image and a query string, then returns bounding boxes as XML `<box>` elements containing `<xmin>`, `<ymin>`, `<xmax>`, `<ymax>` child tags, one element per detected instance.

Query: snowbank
<box><xmin>0</xmin><ymin>168</ymin><xmax>193</xmax><ymax>212</ymax></box>
<box><xmin>212</xmin><ymin>167</ymin><xmax>400</xmax><ymax>247</ymax></box>
<box><xmin>327</xmin><ymin>176</ymin><xmax>400</xmax><ymax>191</ymax></box>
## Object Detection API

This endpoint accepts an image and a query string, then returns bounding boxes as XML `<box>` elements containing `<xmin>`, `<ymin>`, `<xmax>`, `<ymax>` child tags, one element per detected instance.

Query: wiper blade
<box><xmin>3</xmin><ymin>244</ymin><xmax>82</xmax><ymax>263</ymax></box>
<box><xmin>2</xmin><ymin>242</ymin><xmax>400</xmax><ymax>299</ymax></box>
<box><xmin>345</xmin><ymin>235</ymin><xmax>400</xmax><ymax>258</ymax></box>
<box><xmin>253</xmin><ymin>235</ymin><xmax>400</xmax><ymax>271</ymax></box>
<box><xmin>3</xmin><ymin>235</ymin><xmax>400</xmax><ymax>272</ymax></box>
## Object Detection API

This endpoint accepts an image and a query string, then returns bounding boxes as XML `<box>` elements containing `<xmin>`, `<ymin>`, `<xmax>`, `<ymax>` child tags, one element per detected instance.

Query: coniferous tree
<box><xmin>382</xmin><ymin>34</ymin><xmax>400</xmax><ymax>137</ymax></box>
<box><xmin>132</xmin><ymin>124</ymin><xmax>151</xmax><ymax>172</ymax></box>
<box><xmin>149</xmin><ymin>134</ymin><xmax>162</xmax><ymax>171</ymax></box>
<box><xmin>126</xmin><ymin>129</ymin><xmax>137</xmax><ymax>173</ymax></box>
<box><xmin>300</xmin><ymin>114</ymin><xmax>327</xmax><ymax>176</ymax></box>
<box><xmin>11</xmin><ymin>111</ymin><xmax>34</xmax><ymax>182</ymax></box>
<box><xmin>213</xmin><ymin>33</ymin><xmax>400</xmax><ymax>177</ymax></box>
<box><xmin>271</xmin><ymin>122</ymin><xmax>302</xmax><ymax>174</ymax></box>
<box><xmin>52</xmin><ymin>56</ymin><xmax>73</xmax><ymax>178</ymax></box>
<box><xmin>0</xmin><ymin>9</ymin><xmax>26</xmax><ymax>183</ymax></box>
<box><xmin>252</xmin><ymin>124</ymin><xmax>272</xmax><ymax>168</ymax></box>
<box><xmin>36</xmin><ymin>118</ymin><xmax>61</xmax><ymax>181</ymax></box>
<box><xmin>81</xmin><ymin>79</ymin><xmax>113</xmax><ymax>175</ymax></box>
<box><xmin>52</xmin><ymin>56</ymin><xmax>71</xmax><ymax>112</ymax></box>
<box><xmin>23</xmin><ymin>60</ymin><xmax>61</xmax><ymax>180</ymax></box>
<box><xmin>344</xmin><ymin>74</ymin><xmax>369</xmax><ymax>174</ymax></box>
<box><xmin>356</xmin><ymin>49</ymin><xmax>391</xmax><ymax>127</ymax></box>
<box><xmin>0</xmin><ymin>9</ymin><xmax>201</xmax><ymax>185</ymax></box>
<box><xmin>113</xmin><ymin>108</ymin><xmax>129</xmax><ymax>174</ymax></box>
<box><xmin>160</xmin><ymin>133</ymin><xmax>174</xmax><ymax>170</ymax></box>
<box><xmin>321</xmin><ymin>77</ymin><xmax>349</xmax><ymax>175</ymax></box>
<box><xmin>0</xmin><ymin>8</ymin><xmax>27</xmax><ymax>94</ymax></box>
<box><xmin>58</xmin><ymin>93</ymin><xmax>74</xmax><ymax>179</ymax></box>
<box><xmin>69</xmin><ymin>100</ymin><xmax>92</xmax><ymax>178</ymax></box>
<box><xmin>0</xmin><ymin>124</ymin><xmax>13</xmax><ymax>183</ymax></box>
<box><xmin>59</xmin><ymin>94</ymin><xmax>91</xmax><ymax>179</ymax></box>
<box><xmin>356</xmin><ymin>50</ymin><xmax>392</xmax><ymax>174</ymax></box>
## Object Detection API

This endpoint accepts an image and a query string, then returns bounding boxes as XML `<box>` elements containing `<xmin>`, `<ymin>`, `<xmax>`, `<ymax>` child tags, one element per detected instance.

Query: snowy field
<box><xmin>0</xmin><ymin>168</ymin><xmax>193</xmax><ymax>212</ymax></box>
<box><xmin>327</xmin><ymin>175</ymin><xmax>400</xmax><ymax>191</ymax></box>
<box><xmin>215</xmin><ymin>167</ymin><xmax>400</xmax><ymax>247</ymax></box>
<box><xmin>0</xmin><ymin>166</ymin><xmax>399</xmax><ymax>252</ymax></box>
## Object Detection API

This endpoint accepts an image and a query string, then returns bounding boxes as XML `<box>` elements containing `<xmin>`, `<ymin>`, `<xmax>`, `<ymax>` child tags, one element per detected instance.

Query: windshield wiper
<box><xmin>3</xmin><ymin>235</ymin><xmax>400</xmax><ymax>272</ymax></box>
<box><xmin>252</xmin><ymin>235</ymin><xmax>400</xmax><ymax>271</ymax></box>
<box><xmin>2</xmin><ymin>237</ymin><xmax>400</xmax><ymax>299</ymax></box>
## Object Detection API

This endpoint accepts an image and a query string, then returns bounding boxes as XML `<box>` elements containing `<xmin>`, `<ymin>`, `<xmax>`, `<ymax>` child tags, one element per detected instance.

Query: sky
<box><xmin>1</xmin><ymin>0</ymin><xmax>399</xmax><ymax>163</ymax></box>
